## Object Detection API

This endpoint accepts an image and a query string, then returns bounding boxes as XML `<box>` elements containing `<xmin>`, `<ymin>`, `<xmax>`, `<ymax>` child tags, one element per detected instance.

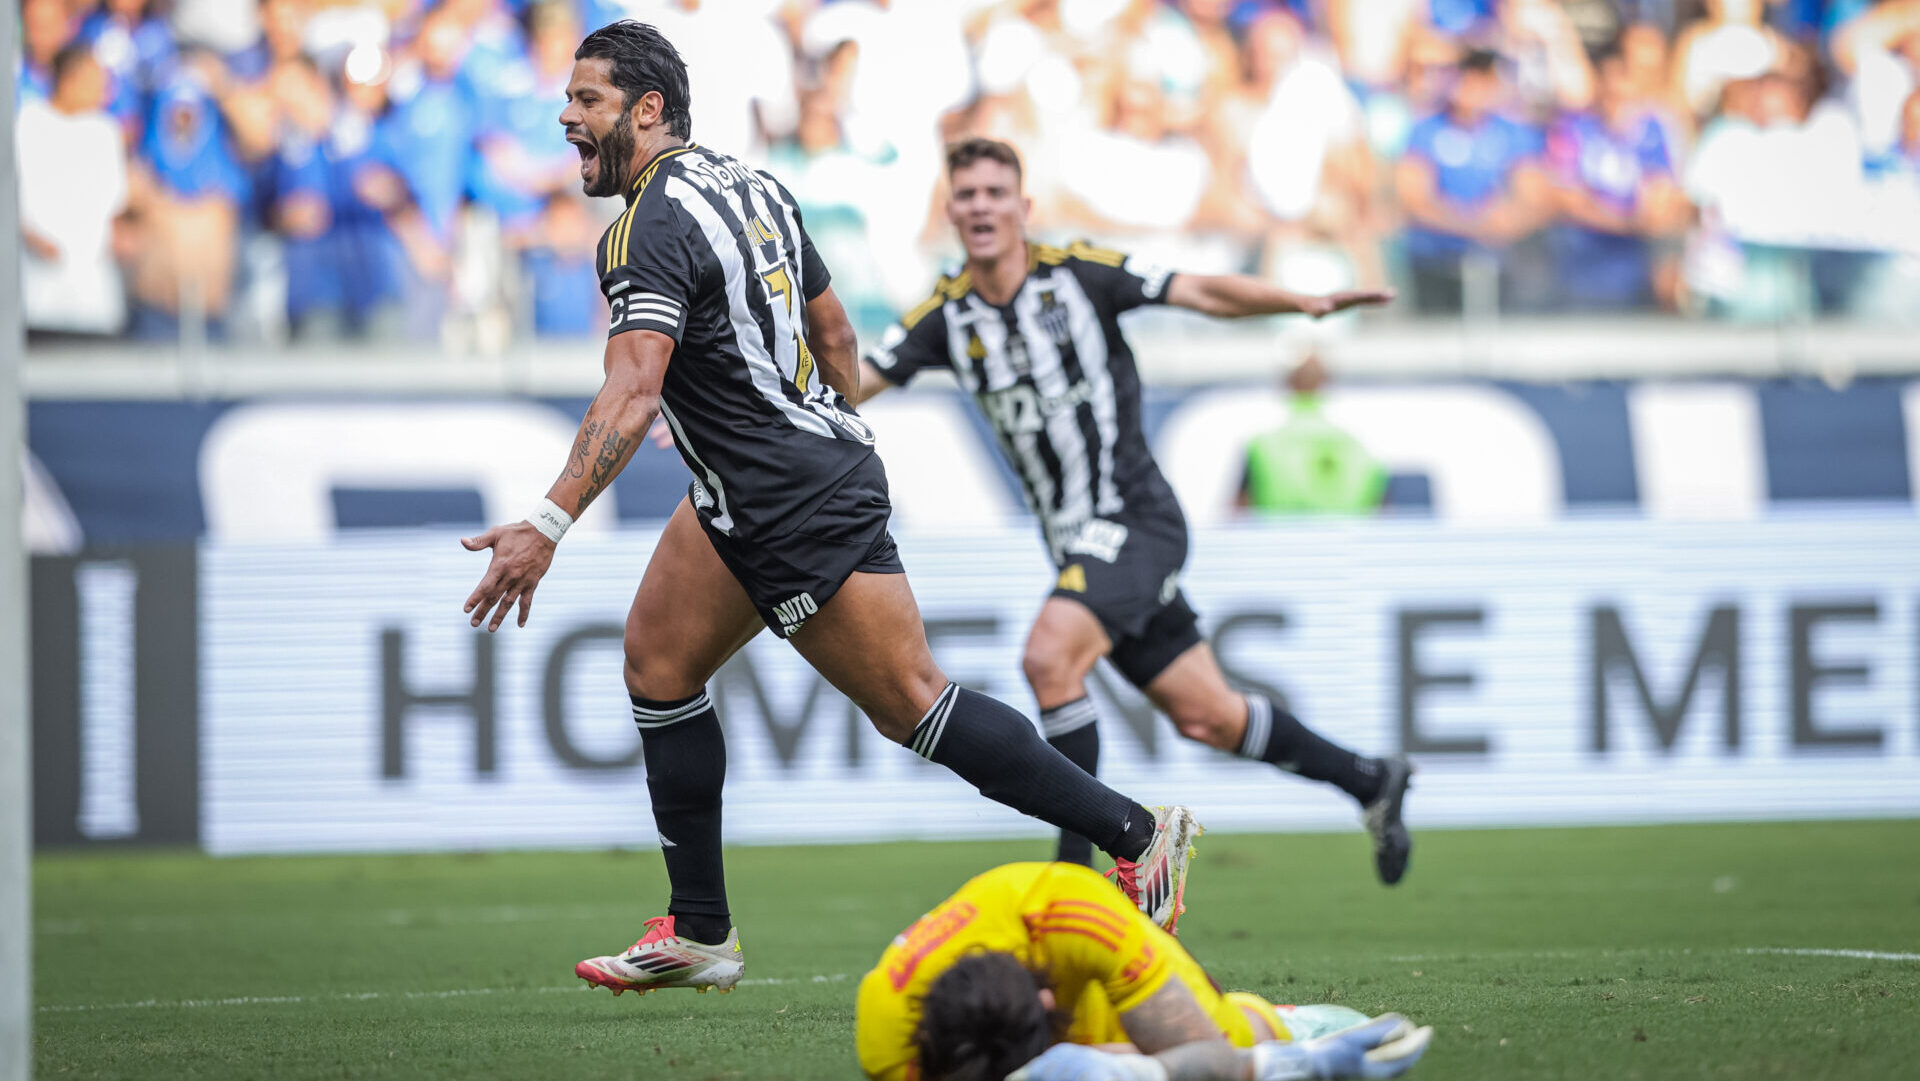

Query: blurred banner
<box><xmin>32</xmin><ymin>516</ymin><xmax>1920</xmax><ymax>853</ymax></box>
<box><xmin>24</xmin><ymin>378</ymin><xmax>1920</xmax><ymax>550</ymax></box>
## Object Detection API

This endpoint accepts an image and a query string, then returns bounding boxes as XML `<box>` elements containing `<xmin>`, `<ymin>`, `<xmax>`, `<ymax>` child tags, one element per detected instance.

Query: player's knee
<box><xmin>856</xmin><ymin>665</ymin><xmax>949</xmax><ymax>746</ymax></box>
<box><xmin>866</xmin><ymin>709</ymin><xmax>916</xmax><ymax>745</ymax></box>
<box><xmin>1021</xmin><ymin>643</ymin><xmax>1086</xmax><ymax>702</ymax></box>
<box><xmin>1169</xmin><ymin>700</ymin><xmax>1239</xmax><ymax>750</ymax></box>
<box><xmin>865</xmin><ymin>697</ymin><xmax>930</xmax><ymax>746</ymax></box>
<box><xmin>622</xmin><ymin>641</ymin><xmax>704</xmax><ymax>702</ymax></box>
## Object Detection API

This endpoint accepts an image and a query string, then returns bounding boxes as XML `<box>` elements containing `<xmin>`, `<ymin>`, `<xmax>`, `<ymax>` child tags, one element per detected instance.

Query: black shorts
<box><xmin>1048</xmin><ymin>508</ymin><xmax>1202</xmax><ymax>688</ymax></box>
<box><xmin>699</xmin><ymin>455</ymin><xmax>903</xmax><ymax>639</ymax></box>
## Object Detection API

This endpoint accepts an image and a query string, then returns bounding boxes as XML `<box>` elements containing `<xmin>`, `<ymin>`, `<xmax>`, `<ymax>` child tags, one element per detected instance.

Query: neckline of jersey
<box><xmin>963</xmin><ymin>243</ymin><xmax>1059</xmax><ymax>311</ymax></box>
<box><xmin>625</xmin><ymin>142</ymin><xmax>698</xmax><ymax>205</ymax></box>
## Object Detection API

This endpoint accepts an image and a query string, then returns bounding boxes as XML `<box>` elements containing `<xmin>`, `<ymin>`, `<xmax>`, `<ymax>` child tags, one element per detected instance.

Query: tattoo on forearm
<box><xmin>568</xmin><ymin>419</ymin><xmax>605</xmax><ymax>480</ymax></box>
<box><xmin>1122</xmin><ymin>982</ymin><xmax>1228</xmax><ymax>1055</ymax></box>
<box><xmin>575</xmin><ymin>428</ymin><xmax>635</xmax><ymax>516</ymax></box>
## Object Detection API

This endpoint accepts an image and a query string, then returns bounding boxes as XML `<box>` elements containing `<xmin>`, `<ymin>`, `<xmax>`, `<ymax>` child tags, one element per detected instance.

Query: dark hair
<box><xmin>1459</xmin><ymin>48</ymin><xmax>1501</xmax><ymax>75</ymax></box>
<box><xmin>575</xmin><ymin>20</ymin><xmax>692</xmax><ymax>140</ymax></box>
<box><xmin>50</xmin><ymin>44</ymin><xmax>96</xmax><ymax>89</ymax></box>
<box><xmin>946</xmin><ymin>137</ymin><xmax>1023</xmax><ymax>186</ymax></box>
<box><xmin>1588</xmin><ymin>37</ymin><xmax>1624</xmax><ymax>70</ymax></box>
<box><xmin>915</xmin><ymin>953</ymin><xmax>1057</xmax><ymax>1081</ymax></box>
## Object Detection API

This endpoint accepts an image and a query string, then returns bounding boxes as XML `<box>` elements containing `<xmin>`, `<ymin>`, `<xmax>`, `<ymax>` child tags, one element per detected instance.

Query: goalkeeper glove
<box><xmin>1250</xmin><ymin>1014</ymin><xmax>1433</xmax><ymax>1080</ymax></box>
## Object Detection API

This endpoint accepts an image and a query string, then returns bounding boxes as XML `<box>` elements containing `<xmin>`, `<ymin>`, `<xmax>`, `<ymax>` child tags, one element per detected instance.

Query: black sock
<box><xmin>633</xmin><ymin>690</ymin><xmax>731</xmax><ymax>945</ymax></box>
<box><xmin>1040</xmin><ymin>698</ymin><xmax>1101</xmax><ymax>866</ymax></box>
<box><xmin>911</xmin><ymin>684</ymin><xmax>1153</xmax><ymax>861</ymax></box>
<box><xmin>1239</xmin><ymin>693</ymin><xmax>1385</xmax><ymax>805</ymax></box>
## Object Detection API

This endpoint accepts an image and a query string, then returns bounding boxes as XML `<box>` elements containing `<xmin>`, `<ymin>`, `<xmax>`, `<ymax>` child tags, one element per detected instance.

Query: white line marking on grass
<box><xmin>1383</xmin><ymin>947</ymin><xmax>1920</xmax><ymax>965</ymax></box>
<box><xmin>1743</xmin><ymin>948</ymin><xmax>1920</xmax><ymax>963</ymax></box>
<box><xmin>37</xmin><ymin>974</ymin><xmax>852</xmax><ymax>1014</ymax></box>
<box><xmin>38</xmin><ymin>903</ymin><xmax>631</xmax><ymax>936</ymax></box>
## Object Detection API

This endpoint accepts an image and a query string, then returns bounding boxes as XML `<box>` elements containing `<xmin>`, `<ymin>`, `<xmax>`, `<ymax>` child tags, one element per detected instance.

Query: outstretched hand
<box><xmin>1298</xmin><ymin>290</ymin><xmax>1396</xmax><ymax>319</ymax></box>
<box><xmin>461</xmin><ymin>522</ymin><xmax>557</xmax><ymax>631</ymax></box>
<box><xmin>1251</xmin><ymin>1014</ymin><xmax>1434</xmax><ymax>1080</ymax></box>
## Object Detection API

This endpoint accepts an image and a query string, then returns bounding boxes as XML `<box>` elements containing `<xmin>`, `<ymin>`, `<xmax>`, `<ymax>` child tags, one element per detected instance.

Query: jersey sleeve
<box><xmin>1026</xmin><ymin>864</ymin><xmax>1175</xmax><ymax>1015</ymax></box>
<box><xmin>798</xmin><ymin>217</ymin><xmax>831</xmax><ymax>301</ymax></box>
<box><xmin>599</xmin><ymin>197</ymin><xmax>701</xmax><ymax>342</ymax></box>
<box><xmin>865</xmin><ymin>291</ymin><xmax>952</xmax><ymax>387</ymax></box>
<box><xmin>1064</xmin><ymin>242</ymin><xmax>1175</xmax><ymax>314</ymax></box>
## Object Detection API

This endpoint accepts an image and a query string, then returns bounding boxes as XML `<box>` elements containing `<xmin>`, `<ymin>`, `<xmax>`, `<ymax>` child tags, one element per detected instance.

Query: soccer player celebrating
<box><xmin>853</xmin><ymin>138</ymin><xmax>1414</xmax><ymax>881</ymax></box>
<box><xmin>856</xmin><ymin>861</ymin><xmax>1433</xmax><ymax>1081</ymax></box>
<box><xmin>460</xmin><ymin>23</ymin><xmax>1199</xmax><ymax>996</ymax></box>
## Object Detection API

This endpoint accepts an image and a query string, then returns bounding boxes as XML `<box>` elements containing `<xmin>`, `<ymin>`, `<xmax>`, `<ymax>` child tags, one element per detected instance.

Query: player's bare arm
<box><xmin>461</xmin><ymin>328</ymin><xmax>671</xmax><ymax>631</ymax></box>
<box><xmin>1164</xmin><ymin>273</ymin><xmax>1394</xmax><ymax>321</ymax></box>
<box><xmin>1117</xmin><ymin>980</ymin><xmax>1249</xmax><ymax>1079</ymax></box>
<box><xmin>804</xmin><ymin>285</ymin><xmax>862</xmax><ymax>401</ymax></box>
<box><xmin>1014</xmin><ymin>993</ymin><xmax>1434</xmax><ymax>1081</ymax></box>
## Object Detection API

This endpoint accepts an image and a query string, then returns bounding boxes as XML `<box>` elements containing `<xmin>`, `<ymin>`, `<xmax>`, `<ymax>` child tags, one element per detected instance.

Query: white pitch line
<box><xmin>38</xmin><ymin>903</ymin><xmax>630</xmax><ymax>937</ymax></box>
<box><xmin>38</xmin><ymin>974</ymin><xmax>852</xmax><ymax>1015</ymax></box>
<box><xmin>1384</xmin><ymin>947</ymin><xmax>1920</xmax><ymax>965</ymax></box>
<box><xmin>1743</xmin><ymin>948</ymin><xmax>1920</xmax><ymax>963</ymax></box>
<box><xmin>43</xmin><ymin>945</ymin><xmax>1918</xmax><ymax>1016</ymax></box>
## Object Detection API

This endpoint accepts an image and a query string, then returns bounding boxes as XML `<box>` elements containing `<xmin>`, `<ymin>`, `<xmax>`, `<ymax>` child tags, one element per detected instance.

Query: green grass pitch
<box><xmin>33</xmin><ymin>819</ymin><xmax>1920</xmax><ymax>1080</ymax></box>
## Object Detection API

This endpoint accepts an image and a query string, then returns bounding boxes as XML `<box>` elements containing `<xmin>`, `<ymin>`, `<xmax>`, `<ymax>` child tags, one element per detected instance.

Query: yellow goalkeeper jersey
<box><xmin>855</xmin><ymin>862</ymin><xmax>1286</xmax><ymax>1081</ymax></box>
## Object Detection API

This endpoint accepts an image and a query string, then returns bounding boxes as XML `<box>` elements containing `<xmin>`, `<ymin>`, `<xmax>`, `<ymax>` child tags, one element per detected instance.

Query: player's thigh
<box><xmin>1021</xmin><ymin>596</ymin><xmax>1113</xmax><ymax>707</ymax></box>
<box><xmin>625</xmin><ymin>497</ymin><xmax>764</xmax><ymax>699</ymax></box>
<box><xmin>786</xmin><ymin>570</ymin><xmax>947</xmax><ymax>743</ymax></box>
<box><xmin>1141</xmin><ymin>641</ymin><xmax>1245</xmax><ymax>747</ymax></box>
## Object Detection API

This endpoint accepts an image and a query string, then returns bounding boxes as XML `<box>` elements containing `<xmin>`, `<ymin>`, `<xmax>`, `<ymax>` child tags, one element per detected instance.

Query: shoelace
<box><xmin>1105</xmin><ymin>859</ymin><xmax>1141</xmax><ymax>901</ymax></box>
<box><xmin>631</xmin><ymin>914</ymin><xmax>677</xmax><ymax>951</ymax></box>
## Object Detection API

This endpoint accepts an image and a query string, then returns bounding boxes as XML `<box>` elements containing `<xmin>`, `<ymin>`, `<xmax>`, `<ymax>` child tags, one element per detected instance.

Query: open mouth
<box><xmin>569</xmin><ymin>133</ymin><xmax>598</xmax><ymax>175</ymax></box>
<box><xmin>968</xmin><ymin>223</ymin><xmax>995</xmax><ymax>239</ymax></box>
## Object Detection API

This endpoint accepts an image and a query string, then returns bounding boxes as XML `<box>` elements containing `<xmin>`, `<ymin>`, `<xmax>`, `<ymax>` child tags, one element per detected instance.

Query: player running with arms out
<box><xmin>460</xmin><ymin>23</ymin><xmax>1199</xmax><ymax>997</ymax></box>
<box><xmin>856</xmin><ymin>862</ymin><xmax>1433</xmax><ymax>1081</ymax></box>
<box><xmin>852</xmin><ymin>138</ymin><xmax>1414</xmax><ymax>881</ymax></box>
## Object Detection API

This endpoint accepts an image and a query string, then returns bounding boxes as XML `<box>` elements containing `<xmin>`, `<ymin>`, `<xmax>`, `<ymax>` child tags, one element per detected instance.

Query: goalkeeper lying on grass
<box><xmin>856</xmin><ymin>863</ymin><xmax>1431</xmax><ymax>1081</ymax></box>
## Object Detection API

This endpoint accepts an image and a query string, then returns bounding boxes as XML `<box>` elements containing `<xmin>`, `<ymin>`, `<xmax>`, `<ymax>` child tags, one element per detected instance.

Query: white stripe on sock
<box><xmin>1239</xmin><ymin>694</ymin><xmax>1271</xmax><ymax>760</ymax></box>
<box><xmin>1041</xmin><ymin>698</ymin><xmax>1098</xmax><ymax>738</ymax></box>
<box><xmin>911</xmin><ymin>684</ymin><xmax>960</xmax><ymax>759</ymax></box>
<box><xmin>631</xmin><ymin>692</ymin><xmax>711</xmax><ymax>730</ymax></box>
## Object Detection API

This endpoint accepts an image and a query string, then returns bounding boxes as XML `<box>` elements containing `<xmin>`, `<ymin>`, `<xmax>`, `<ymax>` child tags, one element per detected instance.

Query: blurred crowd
<box><xmin>15</xmin><ymin>0</ymin><xmax>1920</xmax><ymax>345</ymax></box>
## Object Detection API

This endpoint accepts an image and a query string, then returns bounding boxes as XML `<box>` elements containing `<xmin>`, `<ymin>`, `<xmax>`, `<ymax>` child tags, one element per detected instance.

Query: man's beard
<box><xmin>584</xmin><ymin>111</ymin><xmax>636</xmax><ymax>198</ymax></box>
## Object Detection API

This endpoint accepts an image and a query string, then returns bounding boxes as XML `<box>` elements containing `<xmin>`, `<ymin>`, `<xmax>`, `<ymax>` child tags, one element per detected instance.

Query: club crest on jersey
<box><xmin>1036</xmin><ymin>289</ymin><xmax>1071</xmax><ymax>345</ymax></box>
<box><xmin>773</xmin><ymin>592</ymin><xmax>819</xmax><ymax>637</ymax></box>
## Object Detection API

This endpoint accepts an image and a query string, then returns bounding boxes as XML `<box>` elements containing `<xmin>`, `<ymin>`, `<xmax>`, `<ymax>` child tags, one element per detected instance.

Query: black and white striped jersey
<box><xmin>867</xmin><ymin>241</ymin><xmax>1182</xmax><ymax>564</ymax></box>
<box><xmin>596</xmin><ymin>143</ymin><xmax>876</xmax><ymax>539</ymax></box>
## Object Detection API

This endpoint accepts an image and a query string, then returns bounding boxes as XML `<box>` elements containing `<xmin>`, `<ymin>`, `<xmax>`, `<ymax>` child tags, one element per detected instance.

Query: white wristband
<box><xmin>526</xmin><ymin>498</ymin><xmax>574</xmax><ymax>544</ymax></box>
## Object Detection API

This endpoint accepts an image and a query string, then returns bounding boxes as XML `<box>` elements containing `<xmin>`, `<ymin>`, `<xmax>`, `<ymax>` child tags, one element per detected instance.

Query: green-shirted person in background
<box><xmin>1239</xmin><ymin>353</ymin><xmax>1387</xmax><ymax>515</ymax></box>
